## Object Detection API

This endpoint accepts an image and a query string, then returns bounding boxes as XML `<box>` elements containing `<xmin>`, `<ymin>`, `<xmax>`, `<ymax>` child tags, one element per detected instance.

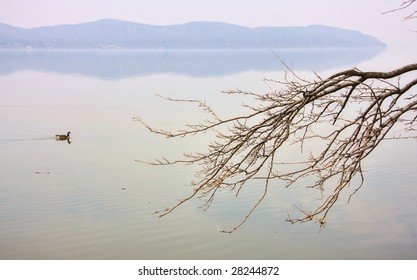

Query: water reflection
<box><xmin>1</xmin><ymin>47</ymin><xmax>416</xmax><ymax>260</ymax></box>
<box><xmin>0</xmin><ymin>48</ymin><xmax>384</xmax><ymax>79</ymax></box>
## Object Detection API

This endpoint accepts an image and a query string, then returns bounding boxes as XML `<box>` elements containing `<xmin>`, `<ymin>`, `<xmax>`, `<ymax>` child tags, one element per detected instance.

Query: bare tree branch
<box><xmin>137</xmin><ymin>63</ymin><xmax>417</xmax><ymax>232</ymax></box>
<box><xmin>383</xmin><ymin>0</ymin><xmax>417</xmax><ymax>24</ymax></box>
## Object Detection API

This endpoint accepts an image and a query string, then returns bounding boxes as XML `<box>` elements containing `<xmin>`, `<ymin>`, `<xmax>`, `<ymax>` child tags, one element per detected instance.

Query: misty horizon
<box><xmin>0</xmin><ymin>19</ymin><xmax>386</xmax><ymax>50</ymax></box>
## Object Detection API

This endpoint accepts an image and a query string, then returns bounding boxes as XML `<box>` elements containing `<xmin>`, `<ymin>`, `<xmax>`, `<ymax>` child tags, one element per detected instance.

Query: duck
<box><xmin>55</xmin><ymin>131</ymin><xmax>71</xmax><ymax>142</ymax></box>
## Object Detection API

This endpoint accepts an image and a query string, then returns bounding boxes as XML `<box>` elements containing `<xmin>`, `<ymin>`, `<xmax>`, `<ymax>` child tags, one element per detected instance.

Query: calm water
<box><xmin>1</xmin><ymin>48</ymin><xmax>416</xmax><ymax>259</ymax></box>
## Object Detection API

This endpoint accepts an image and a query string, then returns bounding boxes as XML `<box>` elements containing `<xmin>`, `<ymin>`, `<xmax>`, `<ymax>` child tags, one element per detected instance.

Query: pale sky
<box><xmin>1</xmin><ymin>0</ymin><xmax>416</xmax><ymax>46</ymax></box>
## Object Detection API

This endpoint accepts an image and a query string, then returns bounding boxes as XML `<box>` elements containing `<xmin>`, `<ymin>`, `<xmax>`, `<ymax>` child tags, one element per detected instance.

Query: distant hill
<box><xmin>0</xmin><ymin>19</ymin><xmax>386</xmax><ymax>49</ymax></box>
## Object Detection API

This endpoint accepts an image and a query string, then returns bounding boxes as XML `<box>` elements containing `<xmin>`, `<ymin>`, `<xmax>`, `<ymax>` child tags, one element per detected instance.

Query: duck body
<box><xmin>55</xmin><ymin>131</ymin><xmax>71</xmax><ymax>142</ymax></box>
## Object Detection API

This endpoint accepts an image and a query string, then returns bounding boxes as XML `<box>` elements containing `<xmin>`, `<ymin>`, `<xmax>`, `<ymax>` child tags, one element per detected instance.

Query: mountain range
<box><xmin>0</xmin><ymin>19</ymin><xmax>386</xmax><ymax>49</ymax></box>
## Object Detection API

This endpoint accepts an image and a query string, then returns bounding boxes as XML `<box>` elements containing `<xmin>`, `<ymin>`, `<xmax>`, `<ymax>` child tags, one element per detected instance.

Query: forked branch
<box><xmin>136</xmin><ymin>63</ymin><xmax>417</xmax><ymax>233</ymax></box>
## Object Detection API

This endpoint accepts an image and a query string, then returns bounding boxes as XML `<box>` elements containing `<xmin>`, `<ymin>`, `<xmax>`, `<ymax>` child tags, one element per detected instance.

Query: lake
<box><xmin>0</xmin><ymin>47</ymin><xmax>416</xmax><ymax>259</ymax></box>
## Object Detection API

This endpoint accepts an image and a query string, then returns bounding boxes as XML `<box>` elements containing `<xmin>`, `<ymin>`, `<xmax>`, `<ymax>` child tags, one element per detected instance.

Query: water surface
<box><xmin>0</xmin><ymin>48</ymin><xmax>416</xmax><ymax>259</ymax></box>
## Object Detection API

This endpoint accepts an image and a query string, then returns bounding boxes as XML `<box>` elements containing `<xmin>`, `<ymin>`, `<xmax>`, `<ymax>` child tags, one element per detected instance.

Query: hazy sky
<box><xmin>1</xmin><ymin>0</ymin><xmax>416</xmax><ymax>46</ymax></box>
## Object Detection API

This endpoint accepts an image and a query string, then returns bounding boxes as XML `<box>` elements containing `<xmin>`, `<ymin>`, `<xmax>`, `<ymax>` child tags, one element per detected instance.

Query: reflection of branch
<box><xmin>137</xmin><ymin>63</ymin><xmax>417</xmax><ymax>233</ymax></box>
